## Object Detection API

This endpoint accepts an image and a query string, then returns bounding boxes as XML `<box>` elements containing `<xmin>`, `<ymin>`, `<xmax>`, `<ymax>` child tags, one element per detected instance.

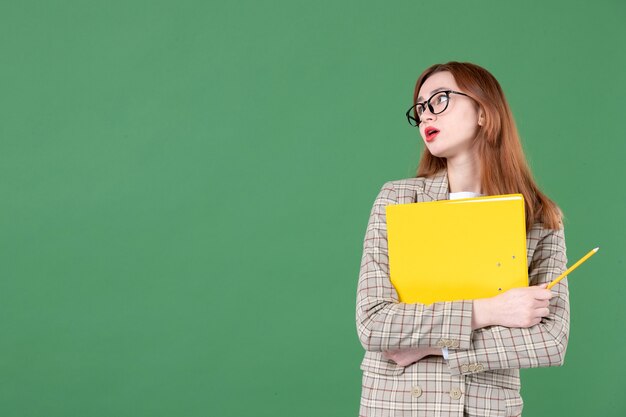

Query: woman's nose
<box><xmin>421</xmin><ymin>108</ymin><xmax>436</xmax><ymax>122</ymax></box>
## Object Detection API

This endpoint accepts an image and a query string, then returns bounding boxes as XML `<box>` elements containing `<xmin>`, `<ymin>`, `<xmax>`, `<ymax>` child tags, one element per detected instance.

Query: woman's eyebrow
<box><xmin>417</xmin><ymin>87</ymin><xmax>450</xmax><ymax>102</ymax></box>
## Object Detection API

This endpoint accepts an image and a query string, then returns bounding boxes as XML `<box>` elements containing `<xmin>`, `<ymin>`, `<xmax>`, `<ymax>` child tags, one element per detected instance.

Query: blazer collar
<box><xmin>423</xmin><ymin>168</ymin><xmax>450</xmax><ymax>201</ymax></box>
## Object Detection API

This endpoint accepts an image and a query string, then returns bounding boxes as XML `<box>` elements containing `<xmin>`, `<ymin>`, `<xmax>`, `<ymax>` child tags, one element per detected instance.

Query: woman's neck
<box><xmin>446</xmin><ymin>153</ymin><xmax>482</xmax><ymax>194</ymax></box>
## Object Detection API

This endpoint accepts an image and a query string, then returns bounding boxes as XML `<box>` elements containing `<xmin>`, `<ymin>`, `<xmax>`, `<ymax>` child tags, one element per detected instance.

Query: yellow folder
<box><xmin>385</xmin><ymin>194</ymin><xmax>528</xmax><ymax>304</ymax></box>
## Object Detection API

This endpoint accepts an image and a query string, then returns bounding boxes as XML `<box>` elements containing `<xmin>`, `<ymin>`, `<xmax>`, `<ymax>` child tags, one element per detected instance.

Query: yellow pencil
<box><xmin>546</xmin><ymin>247</ymin><xmax>599</xmax><ymax>290</ymax></box>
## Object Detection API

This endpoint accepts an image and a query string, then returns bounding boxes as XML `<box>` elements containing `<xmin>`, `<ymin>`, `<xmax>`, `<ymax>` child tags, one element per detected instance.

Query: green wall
<box><xmin>1</xmin><ymin>1</ymin><xmax>624</xmax><ymax>416</ymax></box>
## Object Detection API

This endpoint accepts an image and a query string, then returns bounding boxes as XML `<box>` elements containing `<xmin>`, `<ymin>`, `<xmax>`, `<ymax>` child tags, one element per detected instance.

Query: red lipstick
<box><xmin>425</xmin><ymin>127</ymin><xmax>440</xmax><ymax>142</ymax></box>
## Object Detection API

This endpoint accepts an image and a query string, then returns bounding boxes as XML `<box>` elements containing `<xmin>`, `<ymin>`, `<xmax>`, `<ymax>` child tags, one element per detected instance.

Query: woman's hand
<box><xmin>382</xmin><ymin>347</ymin><xmax>441</xmax><ymax>367</ymax></box>
<box><xmin>472</xmin><ymin>283</ymin><xmax>553</xmax><ymax>330</ymax></box>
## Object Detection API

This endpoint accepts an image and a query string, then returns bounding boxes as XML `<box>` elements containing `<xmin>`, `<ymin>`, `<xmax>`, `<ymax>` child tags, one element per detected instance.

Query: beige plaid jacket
<box><xmin>356</xmin><ymin>169</ymin><xmax>570</xmax><ymax>417</ymax></box>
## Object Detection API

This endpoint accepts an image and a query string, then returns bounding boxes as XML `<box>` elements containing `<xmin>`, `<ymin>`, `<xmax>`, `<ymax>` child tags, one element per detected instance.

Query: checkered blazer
<box><xmin>356</xmin><ymin>169</ymin><xmax>570</xmax><ymax>417</ymax></box>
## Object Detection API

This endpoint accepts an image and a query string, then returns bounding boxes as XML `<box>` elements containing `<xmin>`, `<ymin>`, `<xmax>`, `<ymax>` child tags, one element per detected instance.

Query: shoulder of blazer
<box><xmin>384</xmin><ymin>169</ymin><xmax>449</xmax><ymax>204</ymax></box>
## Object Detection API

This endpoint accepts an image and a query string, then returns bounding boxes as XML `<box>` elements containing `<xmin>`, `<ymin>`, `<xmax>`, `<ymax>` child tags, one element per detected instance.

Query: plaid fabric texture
<box><xmin>356</xmin><ymin>169</ymin><xmax>570</xmax><ymax>417</ymax></box>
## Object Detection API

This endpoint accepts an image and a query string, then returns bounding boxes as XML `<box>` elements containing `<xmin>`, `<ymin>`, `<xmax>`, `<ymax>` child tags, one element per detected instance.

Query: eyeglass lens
<box><xmin>417</xmin><ymin>92</ymin><xmax>449</xmax><ymax>118</ymax></box>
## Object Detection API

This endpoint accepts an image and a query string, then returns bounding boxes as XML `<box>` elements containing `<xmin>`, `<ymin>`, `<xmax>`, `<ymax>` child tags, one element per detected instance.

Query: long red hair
<box><xmin>412</xmin><ymin>61</ymin><xmax>563</xmax><ymax>231</ymax></box>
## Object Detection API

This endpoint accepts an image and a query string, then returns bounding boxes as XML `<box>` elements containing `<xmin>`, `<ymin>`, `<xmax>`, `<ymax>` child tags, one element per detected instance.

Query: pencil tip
<box><xmin>594</xmin><ymin>247</ymin><xmax>599</xmax><ymax>251</ymax></box>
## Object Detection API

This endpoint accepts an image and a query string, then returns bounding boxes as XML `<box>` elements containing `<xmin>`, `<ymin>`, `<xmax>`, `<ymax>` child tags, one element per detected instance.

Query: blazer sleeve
<box><xmin>445</xmin><ymin>225</ymin><xmax>570</xmax><ymax>376</ymax></box>
<box><xmin>355</xmin><ymin>181</ymin><xmax>474</xmax><ymax>352</ymax></box>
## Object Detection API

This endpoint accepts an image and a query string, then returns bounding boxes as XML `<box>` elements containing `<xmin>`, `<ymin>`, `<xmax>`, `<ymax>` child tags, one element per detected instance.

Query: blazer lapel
<box><xmin>423</xmin><ymin>169</ymin><xmax>450</xmax><ymax>201</ymax></box>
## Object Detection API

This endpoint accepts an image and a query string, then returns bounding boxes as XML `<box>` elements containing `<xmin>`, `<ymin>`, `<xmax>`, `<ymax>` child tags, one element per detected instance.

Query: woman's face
<box><xmin>417</xmin><ymin>71</ymin><xmax>483</xmax><ymax>159</ymax></box>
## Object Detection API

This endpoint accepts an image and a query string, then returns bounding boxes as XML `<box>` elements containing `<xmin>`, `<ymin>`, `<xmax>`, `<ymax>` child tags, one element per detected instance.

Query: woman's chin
<box><xmin>426</xmin><ymin>145</ymin><xmax>447</xmax><ymax>158</ymax></box>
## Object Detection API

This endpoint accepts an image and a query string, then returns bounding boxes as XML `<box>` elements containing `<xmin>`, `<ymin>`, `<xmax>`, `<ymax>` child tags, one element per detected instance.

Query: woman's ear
<box><xmin>478</xmin><ymin>110</ymin><xmax>485</xmax><ymax>126</ymax></box>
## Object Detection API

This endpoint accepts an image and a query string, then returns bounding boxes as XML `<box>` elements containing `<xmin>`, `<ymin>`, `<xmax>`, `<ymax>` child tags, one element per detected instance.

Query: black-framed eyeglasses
<box><xmin>405</xmin><ymin>90</ymin><xmax>470</xmax><ymax>127</ymax></box>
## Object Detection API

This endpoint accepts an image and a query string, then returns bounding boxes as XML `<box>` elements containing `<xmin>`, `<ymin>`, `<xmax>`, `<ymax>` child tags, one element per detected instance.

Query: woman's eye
<box><xmin>434</xmin><ymin>94</ymin><xmax>448</xmax><ymax>105</ymax></box>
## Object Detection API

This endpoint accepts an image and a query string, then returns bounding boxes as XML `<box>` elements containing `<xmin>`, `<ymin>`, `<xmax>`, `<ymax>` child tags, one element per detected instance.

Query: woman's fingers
<box><xmin>532</xmin><ymin>287</ymin><xmax>553</xmax><ymax>300</ymax></box>
<box><xmin>530</xmin><ymin>307</ymin><xmax>550</xmax><ymax>321</ymax></box>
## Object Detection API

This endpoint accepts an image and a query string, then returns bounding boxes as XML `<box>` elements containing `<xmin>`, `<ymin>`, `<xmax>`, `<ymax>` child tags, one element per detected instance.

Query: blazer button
<box><xmin>476</xmin><ymin>363</ymin><xmax>484</xmax><ymax>372</ymax></box>
<box><xmin>411</xmin><ymin>386</ymin><xmax>422</xmax><ymax>398</ymax></box>
<box><xmin>450</xmin><ymin>387</ymin><xmax>462</xmax><ymax>400</ymax></box>
<box><xmin>451</xmin><ymin>340</ymin><xmax>460</xmax><ymax>348</ymax></box>
<box><xmin>444</xmin><ymin>339</ymin><xmax>453</xmax><ymax>348</ymax></box>
<box><xmin>468</xmin><ymin>364</ymin><xmax>477</xmax><ymax>372</ymax></box>
<box><xmin>436</xmin><ymin>340</ymin><xmax>445</xmax><ymax>348</ymax></box>
<box><xmin>461</xmin><ymin>364</ymin><xmax>469</xmax><ymax>373</ymax></box>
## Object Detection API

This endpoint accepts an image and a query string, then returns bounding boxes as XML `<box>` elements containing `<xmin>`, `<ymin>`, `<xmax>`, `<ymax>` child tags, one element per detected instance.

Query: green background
<box><xmin>1</xmin><ymin>1</ymin><xmax>624</xmax><ymax>416</ymax></box>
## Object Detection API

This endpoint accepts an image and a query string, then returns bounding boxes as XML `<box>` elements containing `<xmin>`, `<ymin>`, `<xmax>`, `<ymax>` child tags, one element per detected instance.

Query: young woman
<box><xmin>355</xmin><ymin>61</ymin><xmax>569</xmax><ymax>417</ymax></box>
